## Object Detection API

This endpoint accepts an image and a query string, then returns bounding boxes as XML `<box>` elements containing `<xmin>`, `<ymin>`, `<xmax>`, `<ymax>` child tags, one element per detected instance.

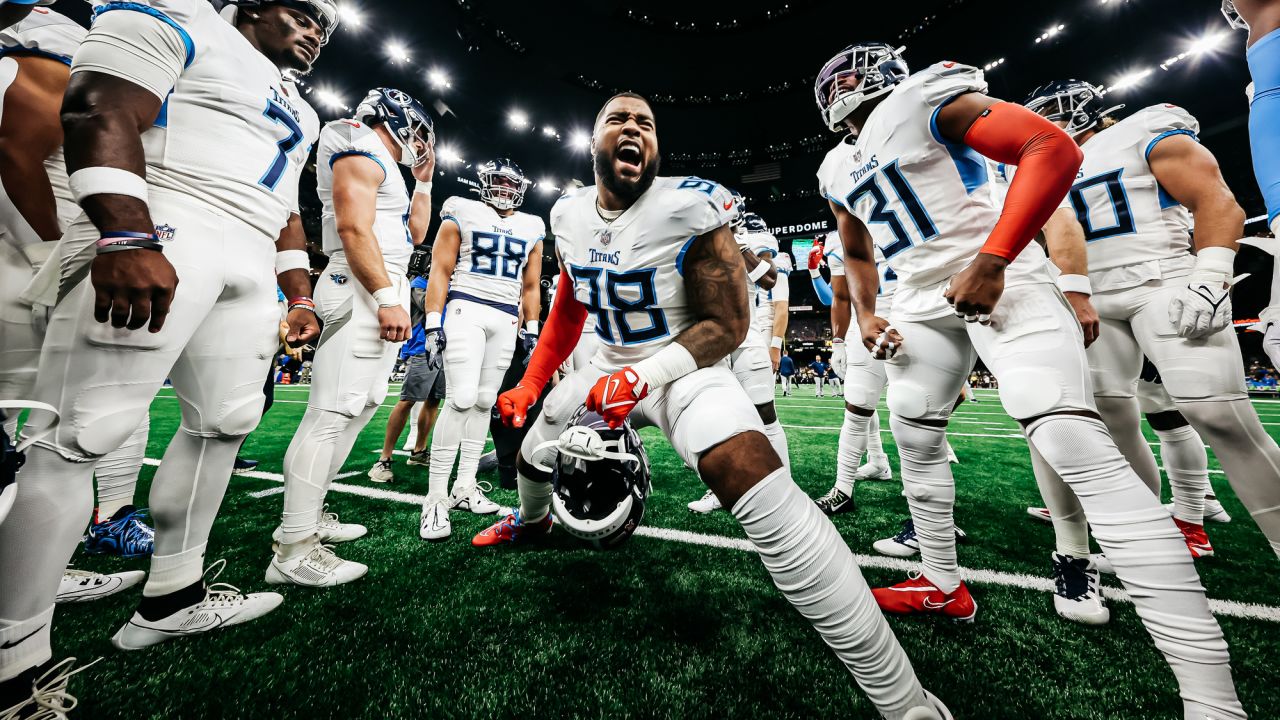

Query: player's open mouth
<box><xmin>615</xmin><ymin>141</ymin><xmax>643</xmax><ymax>175</ymax></box>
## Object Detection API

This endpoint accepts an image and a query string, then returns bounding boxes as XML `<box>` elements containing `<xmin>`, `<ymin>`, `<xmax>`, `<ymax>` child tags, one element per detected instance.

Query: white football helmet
<box><xmin>815</xmin><ymin>43</ymin><xmax>909</xmax><ymax>132</ymax></box>
<box><xmin>1222</xmin><ymin>1</ymin><xmax>1248</xmax><ymax>30</ymax></box>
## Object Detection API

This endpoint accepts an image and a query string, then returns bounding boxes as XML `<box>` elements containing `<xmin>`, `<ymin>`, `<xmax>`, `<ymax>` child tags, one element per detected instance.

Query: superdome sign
<box><xmin>770</xmin><ymin>220</ymin><xmax>831</xmax><ymax>237</ymax></box>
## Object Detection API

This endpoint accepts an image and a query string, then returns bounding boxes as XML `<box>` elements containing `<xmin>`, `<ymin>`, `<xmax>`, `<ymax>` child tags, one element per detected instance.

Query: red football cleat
<box><xmin>472</xmin><ymin>510</ymin><xmax>553</xmax><ymax>547</ymax></box>
<box><xmin>1174</xmin><ymin>517</ymin><xmax>1215</xmax><ymax>559</ymax></box>
<box><xmin>872</xmin><ymin>571</ymin><xmax>977</xmax><ymax>622</ymax></box>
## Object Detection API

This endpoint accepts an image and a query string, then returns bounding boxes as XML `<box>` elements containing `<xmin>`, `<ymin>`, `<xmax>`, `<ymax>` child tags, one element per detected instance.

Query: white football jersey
<box><xmin>751</xmin><ymin>271</ymin><xmax>788</xmax><ymax>339</ymax></box>
<box><xmin>441</xmin><ymin>196</ymin><xmax>544</xmax><ymax>308</ymax></box>
<box><xmin>77</xmin><ymin>0</ymin><xmax>320</xmax><ymax>240</ymax></box>
<box><xmin>279</xmin><ymin>80</ymin><xmax>317</xmax><ymax>217</ymax></box>
<box><xmin>1067</xmin><ymin>104</ymin><xmax>1198</xmax><ymax>292</ymax></box>
<box><xmin>553</xmin><ymin>176</ymin><xmax>736</xmax><ymax>371</ymax></box>
<box><xmin>738</xmin><ymin>230</ymin><xmax>779</xmax><ymax>349</ymax></box>
<box><xmin>823</xmin><ymin>233</ymin><xmax>897</xmax><ymax>299</ymax></box>
<box><xmin>818</xmin><ymin>62</ymin><xmax>1051</xmax><ymax>317</ymax></box>
<box><xmin>0</xmin><ymin>7</ymin><xmax>84</xmax><ymax>233</ymax></box>
<box><xmin>316</xmin><ymin>118</ymin><xmax>412</xmax><ymax>272</ymax></box>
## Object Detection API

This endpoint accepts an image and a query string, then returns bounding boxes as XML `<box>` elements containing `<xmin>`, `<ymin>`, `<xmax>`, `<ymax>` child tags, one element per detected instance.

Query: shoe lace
<box><xmin>13</xmin><ymin>657</ymin><xmax>102</xmax><ymax>718</ymax></box>
<box><xmin>306</xmin><ymin>544</ymin><xmax>344</xmax><ymax>573</ymax></box>
<box><xmin>122</xmin><ymin>510</ymin><xmax>154</xmax><ymax>547</ymax></box>
<box><xmin>699</xmin><ymin>489</ymin><xmax>716</xmax><ymax>502</ymax></box>
<box><xmin>892</xmin><ymin>519</ymin><xmax>916</xmax><ymax>543</ymax></box>
<box><xmin>199</xmin><ymin>560</ymin><xmax>247</xmax><ymax>609</ymax></box>
<box><xmin>319</xmin><ymin>504</ymin><xmax>340</xmax><ymax>527</ymax></box>
<box><xmin>815</xmin><ymin>487</ymin><xmax>845</xmax><ymax>507</ymax></box>
<box><xmin>475</xmin><ymin>481</ymin><xmax>494</xmax><ymax>496</ymax></box>
<box><xmin>60</xmin><ymin>567</ymin><xmax>103</xmax><ymax>587</ymax></box>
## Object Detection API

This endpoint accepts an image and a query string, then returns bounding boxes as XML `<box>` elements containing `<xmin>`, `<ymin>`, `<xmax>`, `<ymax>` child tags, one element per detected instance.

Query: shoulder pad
<box><xmin>917</xmin><ymin>61</ymin><xmax>988</xmax><ymax>107</ymax></box>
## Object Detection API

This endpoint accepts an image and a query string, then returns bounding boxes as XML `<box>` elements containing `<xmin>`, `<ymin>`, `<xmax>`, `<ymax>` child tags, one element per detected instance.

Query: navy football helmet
<box><xmin>729</xmin><ymin>190</ymin><xmax>747</xmax><ymax>231</ymax></box>
<box><xmin>355</xmin><ymin>87</ymin><xmax>434</xmax><ymax>167</ymax></box>
<box><xmin>815</xmin><ymin>43</ymin><xmax>909</xmax><ymax>132</ymax></box>
<box><xmin>229</xmin><ymin>0</ymin><xmax>340</xmax><ymax>44</ymax></box>
<box><xmin>743</xmin><ymin>212</ymin><xmax>768</xmax><ymax>234</ymax></box>
<box><xmin>533</xmin><ymin>405</ymin><xmax>650</xmax><ymax>550</ymax></box>
<box><xmin>1023</xmin><ymin>80</ymin><xmax>1123</xmax><ymax>139</ymax></box>
<box><xmin>477</xmin><ymin>158</ymin><xmax>530</xmax><ymax>211</ymax></box>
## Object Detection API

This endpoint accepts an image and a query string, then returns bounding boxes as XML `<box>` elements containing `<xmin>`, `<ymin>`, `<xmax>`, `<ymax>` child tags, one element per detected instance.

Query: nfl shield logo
<box><xmin>597</xmin><ymin>229</ymin><xmax>612</xmax><ymax>246</ymax></box>
<box><xmin>154</xmin><ymin>224</ymin><xmax>176</xmax><ymax>243</ymax></box>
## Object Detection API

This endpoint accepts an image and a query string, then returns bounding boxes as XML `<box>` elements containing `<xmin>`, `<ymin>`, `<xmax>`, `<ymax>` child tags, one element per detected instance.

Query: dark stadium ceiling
<box><xmin>56</xmin><ymin>0</ymin><xmax>1262</xmax><ymax>219</ymax></box>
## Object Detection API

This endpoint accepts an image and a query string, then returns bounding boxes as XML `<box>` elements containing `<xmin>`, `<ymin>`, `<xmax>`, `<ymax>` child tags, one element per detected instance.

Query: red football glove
<box><xmin>497</xmin><ymin>382</ymin><xmax>541</xmax><ymax>428</ymax></box>
<box><xmin>807</xmin><ymin>243</ymin><xmax>825</xmax><ymax>272</ymax></box>
<box><xmin>585</xmin><ymin>367</ymin><xmax>651</xmax><ymax>429</ymax></box>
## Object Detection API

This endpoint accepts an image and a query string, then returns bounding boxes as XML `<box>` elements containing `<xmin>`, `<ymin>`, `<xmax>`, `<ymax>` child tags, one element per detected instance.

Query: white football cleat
<box><xmin>55</xmin><ymin>567</ymin><xmax>144</xmax><ymax>604</ymax></box>
<box><xmin>1090</xmin><ymin>552</ymin><xmax>1115</xmax><ymax>575</ymax></box>
<box><xmin>110</xmin><ymin>560</ymin><xmax>283</xmax><ymax>651</ymax></box>
<box><xmin>1165</xmin><ymin>499</ymin><xmax>1232</xmax><ymax>524</ymax></box>
<box><xmin>687</xmin><ymin>489</ymin><xmax>722</xmax><ymax>514</ymax></box>
<box><xmin>1026</xmin><ymin>506</ymin><xmax>1052</xmax><ymax>523</ymax></box>
<box><xmin>317</xmin><ymin>506</ymin><xmax>366</xmax><ymax>543</ymax></box>
<box><xmin>903</xmin><ymin>689</ymin><xmax>954</xmax><ymax>720</ymax></box>
<box><xmin>450</xmin><ymin>482</ymin><xmax>501</xmax><ymax>515</ymax></box>
<box><xmin>0</xmin><ymin>657</ymin><xmax>100</xmax><ymax>720</ymax></box>
<box><xmin>265</xmin><ymin>543</ymin><xmax>367</xmax><ymax>587</ymax></box>
<box><xmin>419</xmin><ymin>497</ymin><xmax>452</xmax><ymax>540</ymax></box>
<box><xmin>368</xmin><ymin>459</ymin><xmax>394</xmax><ymax>483</ymax></box>
<box><xmin>1050</xmin><ymin>552</ymin><xmax>1110</xmax><ymax>626</ymax></box>
<box><xmin>873</xmin><ymin>519</ymin><xmax>967</xmax><ymax>558</ymax></box>
<box><xmin>852</xmin><ymin>460</ymin><xmax>893</xmax><ymax>481</ymax></box>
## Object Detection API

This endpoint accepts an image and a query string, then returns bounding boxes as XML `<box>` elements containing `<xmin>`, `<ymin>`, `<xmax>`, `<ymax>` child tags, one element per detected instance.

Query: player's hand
<box><xmin>411</xmin><ymin>142</ymin><xmax>436</xmax><ymax>183</ymax></box>
<box><xmin>285</xmin><ymin>307</ymin><xmax>320</xmax><ymax>347</ymax></box>
<box><xmin>1263</xmin><ymin>323</ymin><xmax>1280</xmax><ymax>374</ymax></box>
<box><xmin>585</xmin><ymin>367</ymin><xmax>651</xmax><ymax>429</ymax></box>
<box><xmin>90</xmin><ymin>249</ymin><xmax>178</xmax><ymax>332</ymax></box>
<box><xmin>830</xmin><ymin>338</ymin><xmax>847</xmax><ymax>377</ymax></box>
<box><xmin>1168</xmin><ymin>276</ymin><xmax>1233</xmax><ymax>340</ymax></box>
<box><xmin>944</xmin><ymin>253</ymin><xmax>1007</xmax><ymax>325</ymax></box>
<box><xmin>769</xmin><ymin>346</ymin><xmax>781</xmax><ymax>372</ymax></box>
<box><xmin>424</xmin><ymin>327</ymin><xmax>446</xmax><ymax>370</ymax></box>
<box><xmin>807</xmin><ymin>244</ymin><xmax>825</xmax><ymax>277</ymax></box>
<box><xmin>497</xmin><ymin>381</ymin><xmax>541</xmax><ymax>428</ymax></box>
<box><xmin>377</xmin><ymin>305</ymin><xmax>412</xmax><ymax>343</ymax></box>
<box><xmin>30</xmin><ymin>301</ymin><xmax>52</xmax><ymax>336</ymax></box>
<box><xmin>1064</xmin><ymin>292</ymin><xmax>1100</xmax><ymax>348</ymax></box>
<box><xmin>520</xmin><ymin>328</ymin><xmax>539</xmax><ymax>357</ymax></box>
<box><xmin>858</xmin><ymin>314</ymin><xmax>902</xmax><ymax>360</ymax></box>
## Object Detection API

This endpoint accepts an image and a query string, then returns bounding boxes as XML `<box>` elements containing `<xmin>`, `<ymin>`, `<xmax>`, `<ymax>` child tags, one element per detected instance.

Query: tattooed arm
<box><xmin>678</xmin><ymin>223</ymin><xmax>751</xmax><ymax>365</ymax></box>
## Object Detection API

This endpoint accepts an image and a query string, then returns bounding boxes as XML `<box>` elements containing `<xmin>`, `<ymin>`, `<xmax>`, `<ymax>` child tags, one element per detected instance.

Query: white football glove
<box><xmin>1167</xmin><ymin>247</ymin><xmax>1236</xmax><ymax>340</ymax></box>
<box><xmin>30</xmin><ymin>301</ymin><xmax>52</xmax><ymax>336</ymax></box>
<box><xmin>830</xmin><ymin>338</ymin><xmax>846</xmax><ymax>379</ymax></box>
<box><xmin>1262</xmin><ymin>306</ymin><xmax>1280</xmax><ymax>372</ymax></box>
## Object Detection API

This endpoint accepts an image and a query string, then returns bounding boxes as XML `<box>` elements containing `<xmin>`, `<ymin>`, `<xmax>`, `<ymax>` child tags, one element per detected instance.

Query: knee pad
<box><xmin>885</xmin><ymin>381</ymin><xmax>935</xmax><ymax>420</ymax></box>
<box><xmin>448</xmin><ymin>386</ymin><xmax>478</xmax><ymax>413</ymax></box>
<box><xmin>998</xmin><ymin>367</ymin><xmax>1066</xmax><ymax>420</ymax></box>
<box><xmin>843</xmin><ymin>380</ymin><xmax>880</xmax><ymax>410</ymax></box>
<box><xmin>185</xmin><ymin>387</ymin><xmax>265</xmax><ymax>438</ymax></box>
<box><xmin>474</xmin><ymin>390</ymin><xmax>497</xmax><ymax>412</ymax></box>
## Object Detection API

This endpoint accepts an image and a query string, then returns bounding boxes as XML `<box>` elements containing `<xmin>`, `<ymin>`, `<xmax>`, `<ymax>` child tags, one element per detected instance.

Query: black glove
<box><xmin>425</xmin><ymin>327</ymin><xmax>446</xmax><ymax>370</ymax></box>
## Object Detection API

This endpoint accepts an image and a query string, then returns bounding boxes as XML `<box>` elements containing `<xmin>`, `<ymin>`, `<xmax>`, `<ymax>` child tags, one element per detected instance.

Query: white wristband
<box><xmin>770</xmin><ymin>336</ymin><xmax>784</xmax><ymax>349</ymax></box>
<box><xmin>68</xmin><ymin>167</ymin><xmax>148</xmax><ymax>205</ymax></box>
<box><xmin>1056</xmin><ymin>274</ymin><xmax>1092</xmax><ymax>296</ymax></box>
<box><xmin>425</xmin><ymin>311</ymin><xmax>442</xmax><ymax>329</ymax></box>
<box><xmin>275</xmin><ymin>249</ymin><xmax>309</xmax><ymax>275</ymax></box>
<box><xmin>414</xmin><ymin>181</ymin><xmax>433</xmax><ymax>196</ymax></box>
<box><xmin>1194</xmin><ymin>246</ymin><xmax>1237</xmax><ymax>276</ymax></box>
<box><xmin>747</xmin><ymin>260</ymin><xmax>770</xmax><ymax>283</ymax></box>
<box><xmin>808</xmin><ymin>268</ymin><xmax>822</xmax><ymax>279</ymax></box>
<box><xmin>372</xmin><ymin>286</ymin><xmax>399</xmax><ymax>307</ymax></box>
<box><xmin>632</xmin><ymin>342</ymin><xmax>698</xmax><ymax>390</ymax></box>
<box><xmin>525</xmin><ymin>320</ymin><xmax>539</xmax><ymax>334</ymax></box>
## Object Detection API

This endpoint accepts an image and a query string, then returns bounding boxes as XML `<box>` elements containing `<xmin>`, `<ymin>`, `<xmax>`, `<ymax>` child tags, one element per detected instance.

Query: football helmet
<box><xmin>476</xmin><ymin>158</ymin><xmax>530</xmax><ymax>211</ymax></box>
<box><xmin>228</xmin><ymin>0</ymin><xmax>340</xmax><ymax>44</ymax></box>
<box><xmin>1222</xmin><ymin>1</ymin><xmax>1248</xmax><ymax>30</ymax></box>
<box><xmin>815</xmin><ymin>43</ymin><xmax>909</xmax><ymax>132</ymax></box>
<box><xmin>355</xmin><ymin>87</ymin><xmax>434</xmax><ymax>167</ymax></box>
<box><xmin>729</xmin><ymin>190</ymin><xmax>747</xmax><ymax>232</ymax></box>
<box><xmin>1023</xmin><ymin>80</ymin><xmax>1123</xmax><ymax>139</ymax></box>
<box><xmin>532</xmin><ymin>406</ymin><xmax>651</xmax><ymax>549</ymax></box>
<box><xmin>743</xmin><ymin>212</ymin><xmax>768</xmax><ymax>234</ymax></box>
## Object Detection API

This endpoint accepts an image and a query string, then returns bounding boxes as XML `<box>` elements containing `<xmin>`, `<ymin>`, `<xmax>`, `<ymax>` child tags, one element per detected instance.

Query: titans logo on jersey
<box><xmin>441</xmin><ymin>196</ymin><xmax>546</xmax><ymax>307</ymax></box>
<box><xmin>552</xmin><ymin>177</ymin><xmax>736</xmax><ymax>371</ymax></box>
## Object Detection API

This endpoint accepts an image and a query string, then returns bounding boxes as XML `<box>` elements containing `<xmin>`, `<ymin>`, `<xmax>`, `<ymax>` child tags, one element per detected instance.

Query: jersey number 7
<box><xmin>259</xmin><ymin>100</ymin><xmax>305</xmax><ymax>191</ymax></box>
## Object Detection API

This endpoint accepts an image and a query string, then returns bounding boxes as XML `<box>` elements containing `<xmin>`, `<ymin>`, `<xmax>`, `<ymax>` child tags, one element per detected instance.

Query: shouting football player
<box><xmin>475</xmin><ymin>91</ymin><xmax>953</xmax><ymax>720</ymax></box>
<box><xmin>268</xmin><ymin>87</ymin><xmax>435</xmax><ymax>586</ymax></box>
<box><xmin>418</xmin><ymin>158</ymin><xmax>545</xmax><ymax>540</ymax></box>
<box><xmin>0</xmin><ymin>0</ymin><xmax>336</xmax><ymax>707</ymax></box>
<box><xmin>816</xmin><ymin>44</ymin><xmax>1244</xmax><ymax>717</ymax></box>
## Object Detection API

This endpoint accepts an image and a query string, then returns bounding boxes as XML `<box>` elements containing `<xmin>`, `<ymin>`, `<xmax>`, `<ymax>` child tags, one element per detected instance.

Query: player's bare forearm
<box><xmin>772</xmin><ymin>301</ymin><xmax>789</xmax><ymax>340</ymax></box>
<box><xmin>408</xmin><ymin>191</ymin><xmax>431</xmax><ymax>244</ymax></box>
<box><xmin>676</xmin><ymin>224</ymin><xmax>750</xmax><ymax>366</ymax></box>
<box><xmin>61</xmin><ymin>71</ymin><xmax>160</xmax><ymax>235</ymax></box>
<box><xmin>831</xmin><ymin>201</ymin><xmax>879</xmax><ymax>319</ymax></box>
<box><xmin>424</xmin><ymin>222</ymin><xmax>460</xmax><ymax>315</ymax></box>
<box><xmin>1149</xmin><ymin>135</ymin><xmax>1244</xmax><ymax>253</ymax></box>
<box><xmin>0</xmin><ymin>148</ymin><xmax>61</xmax><ymax>243</ymax></box>
<box><xmin>520</xmin><ymin>240</ymin><xmax>543</xmax><ymax>325</ymax></box>
<box><xmin>274</xmin><ymin>213</ymin><xmax>311</xmax><ymax>300</ymax></box>
<box><xmin>0</xmin><ymin>58</ymin><xmax>68</xmax><ymax>243</ymax></box>
<box><xmin>339</xmin><ymin>227</ymin><xmax>393</xmax><ymax>295</ymax></box>
<box><xmin>1042</xmin><ymin>207</ymin><xmax>1088</xmax><ymax>275</ymax></box>
<box><xmin>830</xmin><ymin>274</ymin><xmax>853</xmax><ymax>340</ymax></box>
<box><xmin>741</xmin><ymin>248</ymin><xmax>777</xmax><ymax>289</ymax></box>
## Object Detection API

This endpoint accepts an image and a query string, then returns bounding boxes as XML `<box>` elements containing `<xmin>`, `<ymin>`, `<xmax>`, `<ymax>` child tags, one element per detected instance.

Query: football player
<box><xmin>474</xmin><ymin>91</ymin><xmax>953</xmax><ymax>720</ymax></box>
<box><xmin>419</xmin><ymin>158</ymin><xmax>545</xmax><ymax>540</ymax></box>
<box><xmin>816</xmin><ymin>44</ymin><xmax>1244</xmax><ymax>716</ymax></box>
<box><xmin>688</xmin><ymin>208</ymin><xmax>787</xmax><ymax>514</ymax></box>
<box><xmin>0</xmin><ymin>0</ymin><xmax>50</xmax><ymax>32</ymax></box>
<box><xmin>1022</xmin><ymin>81</ymin><xmax>1280</xmax><ymax>563</ymax></box>
<box><xmin>268</xmin><ymin>87</ymin><xmax>434</xmax><ymax>586</ymax></box>
<box><xmin>0</xmin><ymin>2</ymin><xmax>336</xmax><ymax>702</ymax></box>
<box><xmin>807</xmin><ymin>233</ymin><xmax>897</xmax><ymax>516</ymax></box>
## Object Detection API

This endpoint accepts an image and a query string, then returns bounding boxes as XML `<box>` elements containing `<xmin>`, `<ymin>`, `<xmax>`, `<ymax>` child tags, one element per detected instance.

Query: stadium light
<box><xmin>537</xmin><ymin>179</ymin><xmax>558</xmax><ymax>193</ymax></box>
<box><xmin>569</xmin><ymin>130</ymin><xmax>591</xmax><ymax>151</ymax></box>
<box><xmin>542</xmin><ymin>126</ymin><xmax>558</xmax><ymax>138</ymax></box>
<box><xmin>509</xmin><ymin>110</ymin><xmax>529</xmax><ymax>130</ymax></box>
<box><xmin>1035</xmin><ymin>24</ymin><xmax>1065</xmax><ymax>43</ymax></box>
<box><xmin>1189</xmin><ymin>30</ymin><xmax>1230</xmax><ymax>56</ymax></box>
<box><xmin>337</xmin><ymin>3</ymin><xmax>363</xmax><ymax>28</ymax></box>
<box><xmin>428</xmin><ymin>69</ymin><xmax>451</xmax><ymax>90</ymax></box>
<box><xmin>438</xmin><ymin>146</ymin><xmax>463</xmax><ymax>164</ymax></box>
<box><xmin>314</xmin><ymin>87</ymin><xmax>349</xmax><ymax>112</ymax></box>
<box><xmin>385</xmin><ymin>41</ymin><xmax>410</xmax><ymax>63</ymax></box>
<box><xmin>1108</xmin><ymin>68</ymin><xmax>1153</xmax><ymax>93</ymax></box>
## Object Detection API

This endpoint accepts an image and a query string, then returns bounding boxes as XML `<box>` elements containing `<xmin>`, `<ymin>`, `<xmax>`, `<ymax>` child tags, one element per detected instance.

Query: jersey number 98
<box><xmin>569</xmin><ymin>266</ymin><xmax>669</xmax><ymax>345</ymax></box>
<box><xmin>471</xmin><ymin>232</ymin><xmax>527</xmax><ymax>280</ymax></box>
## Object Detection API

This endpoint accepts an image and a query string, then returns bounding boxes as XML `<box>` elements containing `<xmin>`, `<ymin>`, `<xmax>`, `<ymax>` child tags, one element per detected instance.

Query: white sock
<box><xmin>0</xmin><ymin>606</ymin><xmax>54</xmax><ymax>682</ymax></box>
<box><xmin>517</xmin><ymin>467</ymin><xmax>553</xmax><ymax>522</ymax></box>
<box><xmin>453</xmin><ymin>407</ymin><xmax>488</xmax><ymax>492</ymax></box>
<box><xmin>278</xmin><ymin>408</ymin><xmax>350</xmax><ymax>546</ymax></box>
<box><xmin>865</xmin><ymin>410</ymin><xmax>887</xmax><ymax>465</ymax></box>
<box><xmin>94</xmin><ymin>414</ymin><xmax>150</xmax><ymax>518</ymax></box>
<box><xmin>403</xmin><ymin>401</ymin><xmax>423</xmax><ymax>450</ymax></box>
<box><xmin>761</xmin><ymin>420</ymin><xmax>790</xmax><ymax>470</ymax></box>
<box><xmin>1177</xmin><ymin>398</ymin><xmax>1280</xmax><ymax>559</ymax></box>
<box><xmin>1096</xmin><ymin>396</ymin><xmax>1162</xmax><ymax>496</ymax></box>
<box><xmin>891</xmin><ymin>415</ymin><xmax>959</xmax><ymax>593</ymax></box>
<box><xmin>1026</xmin><ymin>438</ymin><xmax>1089</xmax><ymax>557</ymax></box>
<box><xmin>834</xmin><ymin>410</ymin><xmax>870</xmax><ymax>495</ymax></box>
<box><xmin>1026</xmin><ymin>415</ymin><xmax>1245</xmax><ymax>718</ymax></box>
<box><xmin>428</xmin><ymin>404</ymin><xmax>466</xmax><ymax>499</ymax></box>
<box><xmin>144</xmin><ymin>543</ymin><xmax>206</xmax><ymax>596</ymax></box>
<box><xmin>1155</xmin><ymin>425</ymin><xmax>1208</xmax><ymax>525</ymax></box>
<box><xmin>731</xmin><ymin>469</ymin><xmax>930</xmax><ymax>720</ymax></box>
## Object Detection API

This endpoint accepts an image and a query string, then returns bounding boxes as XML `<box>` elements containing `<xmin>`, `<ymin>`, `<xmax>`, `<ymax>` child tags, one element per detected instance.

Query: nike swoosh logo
<box><xmin>0</xmin><ymin>624</ymin><xmax>45</xmax><ymax>649</ymax></box>
<box><xmin>922</xmin><ymin>598</ymin><xmax>953</xmax><ymax>610</ymax></box>
<box><xmin>723</xmin><ymin>200</ymin><xmax>734</xmax><ymax>210</ymax></box>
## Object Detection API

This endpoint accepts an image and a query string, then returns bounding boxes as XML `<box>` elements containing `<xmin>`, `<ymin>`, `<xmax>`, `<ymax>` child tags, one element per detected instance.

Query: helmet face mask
<box><xmin>477</xmin><ymin>158</ymin><xmax>530</xmax><ymax>211</ymax></box>
<box><xmin>729</xmin><ymin>191</ymin><xmax>746</xmax><ymax>232</ymax></box>
<box><xmin>355</xmin><ymin>87</ymin><xmax>434</xmax><ymax>167</ymax></box>
<box><xmin>1222</xmin><ymin>0</ymin><xmax>1249</xmax><ymax>30</ymax></box>
<box><xmin>1023</xmin><ymin>80</ymin><xmax>1123</xmax><ymax>139</ymax></box>
<box><xmin>815</xmin><ymin>43</ymin><xmax>909</xmax><ymax>132</ymax></box>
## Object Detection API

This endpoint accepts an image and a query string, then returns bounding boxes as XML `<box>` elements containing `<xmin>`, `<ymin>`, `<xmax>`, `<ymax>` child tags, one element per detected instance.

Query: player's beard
<box><xmin>595</xmin><ymin>149</ymin><xmax>659</xmax><ymax>206</ymax></box>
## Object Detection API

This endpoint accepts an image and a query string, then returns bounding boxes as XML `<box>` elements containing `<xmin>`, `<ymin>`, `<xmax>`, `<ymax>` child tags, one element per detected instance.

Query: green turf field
<box><xmin>52</xmin><ymin>385</ymin><xmax>1280</xmax><ymax>719</ymax></box>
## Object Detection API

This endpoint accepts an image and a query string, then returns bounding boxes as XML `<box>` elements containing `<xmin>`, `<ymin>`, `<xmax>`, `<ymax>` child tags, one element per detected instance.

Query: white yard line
<box><xmin>203</xmin><ymin>460</ymin><xmax>1278</xmax><ymax>623</ymax></box>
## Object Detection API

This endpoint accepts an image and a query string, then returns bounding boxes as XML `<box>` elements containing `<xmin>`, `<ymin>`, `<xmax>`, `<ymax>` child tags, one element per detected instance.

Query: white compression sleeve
<box><xmin>1155</xmin><ymin>425</ymin><xmax>1209</xmax><ymax>525</ymax></box>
